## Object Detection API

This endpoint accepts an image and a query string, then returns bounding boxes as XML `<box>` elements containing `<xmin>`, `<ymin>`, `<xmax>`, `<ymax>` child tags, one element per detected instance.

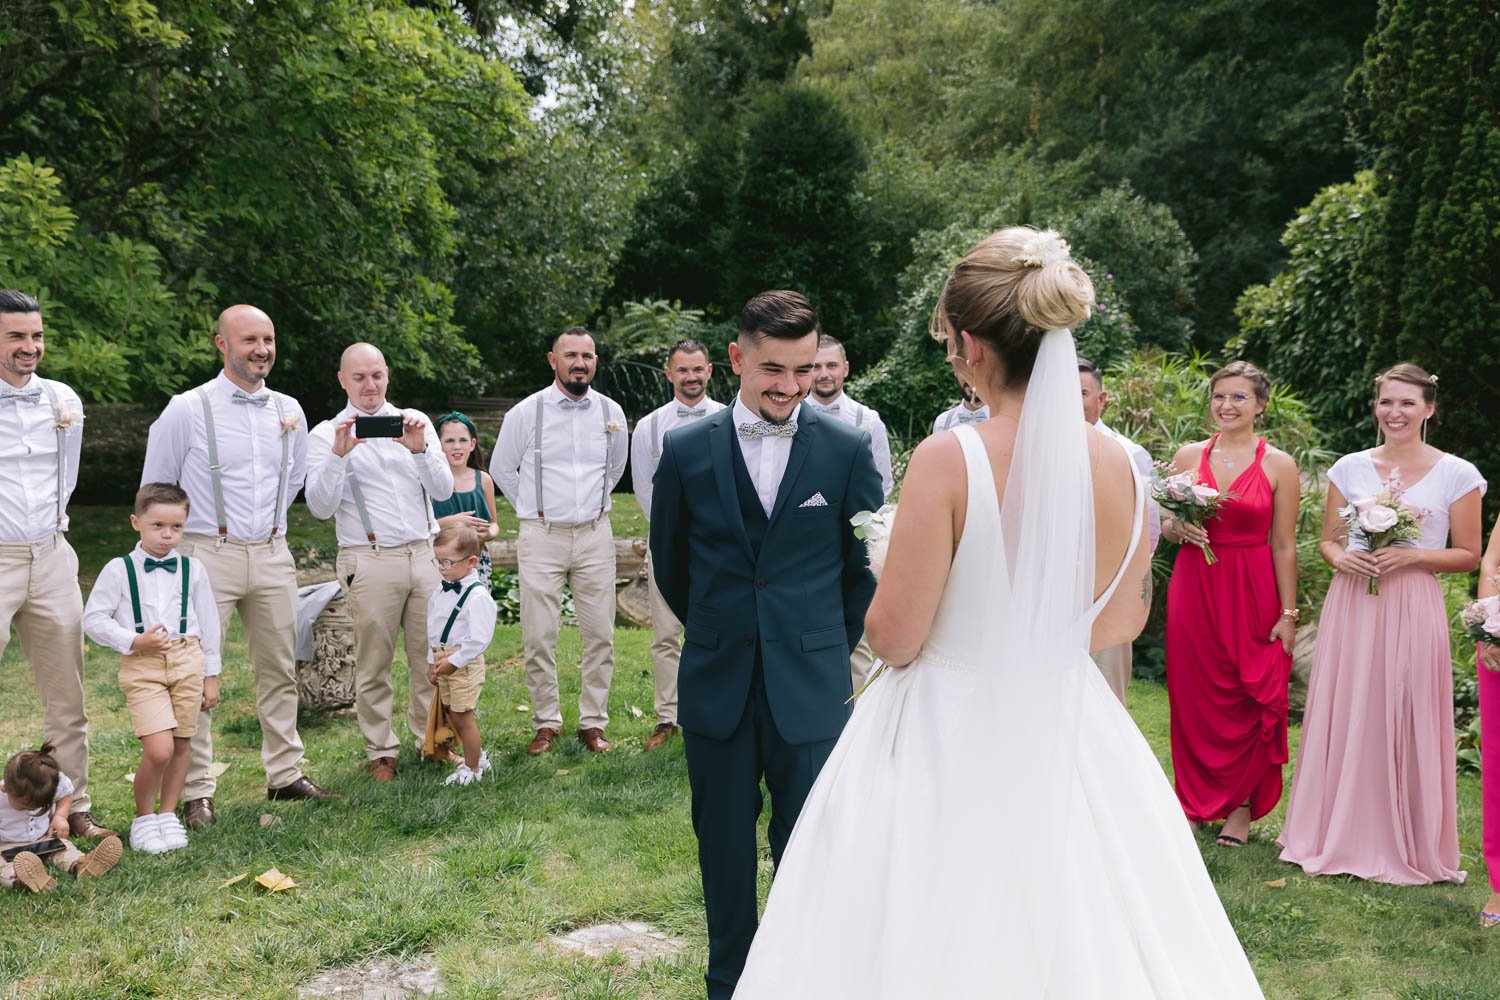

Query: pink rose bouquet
<box><xmin>1338</xmin><ymin>469</ymin><xmax>1426</xmax><ymax>595</ymax></box>
<box><xmin>1151</xmin><ymin>464</ymin><xmax>1235</xmax><ymax>566</ymax></box>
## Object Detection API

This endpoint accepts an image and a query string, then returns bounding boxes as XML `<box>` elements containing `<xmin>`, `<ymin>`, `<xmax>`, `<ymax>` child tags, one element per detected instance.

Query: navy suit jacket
<box><xmin>649</xmin><ymin>403</ymin><xmax>883</xmax><ymax>745</ymax></box>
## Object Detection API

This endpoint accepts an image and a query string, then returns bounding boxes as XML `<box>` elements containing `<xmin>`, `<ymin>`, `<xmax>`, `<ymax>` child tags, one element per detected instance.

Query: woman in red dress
<box><xmin>1164</xmin><ymin>361</ymin><xmax>1299</xmax><ymax>847</ymax></box>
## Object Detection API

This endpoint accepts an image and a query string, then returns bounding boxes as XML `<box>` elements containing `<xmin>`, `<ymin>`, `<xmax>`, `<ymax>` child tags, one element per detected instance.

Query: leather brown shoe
<box><xmin>182</xmin><ymin>798</ymin><xmax>215</xmax><ymax>829</ymax></box>
<box><xmin>267</xmin><ymin>776</ymin><xmax>338</xmax><ymax>801</ymax></box>
<box><xmin>578</xmin><ymin>727</ymin><xmax>612</xmax><ymax>753</ymax></box>
<box><xmin>526</xmin><ymin>727</ymin><xmax>561</xmax><ymax>755</ymax></box>
<box><xmin>369</xmin><ymin>757</ymin><xmax>397</xmax><ymax>782</ymax></box>
<box><xmin>66</xmin><ymin>810</ymin><xmax>115</xmax><ymax>839</ymax></box>
<box><xmin>642</xmin><ymin>722</ymin><xmax>679</xmax><ymax>752</ymax></box>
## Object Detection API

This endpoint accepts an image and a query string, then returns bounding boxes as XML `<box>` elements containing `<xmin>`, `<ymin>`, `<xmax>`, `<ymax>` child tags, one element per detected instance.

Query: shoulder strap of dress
<box><xmin>953</xmin><ymin>424</ymin><xmax>999</xmax><ymax>522</ymax></box>
<box><xmin>1089</xmin><ymin>445</ymin><xmax>1146</xmax><ymax>616</ymax></box>
<box><xmin>1199</xmin><ymin>432</ymin><xmax>1220</xmax><ymax>475</ymax></box>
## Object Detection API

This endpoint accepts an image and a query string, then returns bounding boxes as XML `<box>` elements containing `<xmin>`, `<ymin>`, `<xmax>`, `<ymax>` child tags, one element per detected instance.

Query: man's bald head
<box><xmin>215</xmin><ymin>304</ymin><xmax>276</xmax><ymax>391</ymax></box>
<box><xmin>338</xmin><ymin>342</ymin><xmax>391</xmax><ymax>414</ymax></box>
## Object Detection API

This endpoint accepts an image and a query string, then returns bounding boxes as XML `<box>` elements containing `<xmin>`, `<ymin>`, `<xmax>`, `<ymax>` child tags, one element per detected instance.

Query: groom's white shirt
<box><xmin>733</xmin><ymin>397</ymin><xmax>796</xmax><ymax>518</ymax></box>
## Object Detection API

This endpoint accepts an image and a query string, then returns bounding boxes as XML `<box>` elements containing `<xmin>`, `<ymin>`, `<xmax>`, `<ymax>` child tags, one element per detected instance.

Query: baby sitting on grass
<box><xmin>1</xmin><ymin>743</ymin><xmax>121</xmax><ymax>893</ymax></box>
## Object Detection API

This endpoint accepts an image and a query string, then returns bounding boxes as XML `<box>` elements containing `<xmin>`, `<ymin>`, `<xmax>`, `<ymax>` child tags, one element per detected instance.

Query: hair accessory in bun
<box><xmin>1012</xmin><ymin>231</ymin><xmax>1071</xmax><ymax>269</ymax></box>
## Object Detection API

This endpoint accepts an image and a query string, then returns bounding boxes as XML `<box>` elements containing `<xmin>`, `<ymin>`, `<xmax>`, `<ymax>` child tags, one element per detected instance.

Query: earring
<box><xmin>1421</xmin><ymin>417</ymin><xmax>1429</xmax><ymax>445</ymax></box>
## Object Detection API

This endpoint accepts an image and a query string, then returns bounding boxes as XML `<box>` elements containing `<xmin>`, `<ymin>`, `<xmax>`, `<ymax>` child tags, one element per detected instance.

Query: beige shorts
<box><xmin>434</xmin><ymin>646</ymin><xmax>485</xmax><ymax>714</ymax></box>
<box><xmin>118</xmin><ymin>639</ymin><xmax>205</xmax><ymax>738</ymax></box>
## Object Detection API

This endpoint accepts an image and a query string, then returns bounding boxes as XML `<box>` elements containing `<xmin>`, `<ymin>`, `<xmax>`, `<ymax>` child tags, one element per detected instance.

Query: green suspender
<box><xmin>120</xmin><ymin>556</ymin><xmax>191</xmax><ymax>635</ymax></box>
<box><xmin>39</xmin><ymin>381</ymin><xmax>66</xmax><ymax>529</ymax></box>
<box><xmin>440</xmin><ymin>582</ymin><xmax>486</xmax><ymax>645</ymax></box>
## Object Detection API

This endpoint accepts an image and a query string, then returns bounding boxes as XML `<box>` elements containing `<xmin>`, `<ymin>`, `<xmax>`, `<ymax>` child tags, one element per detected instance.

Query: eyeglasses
<box><xmin>1210</xmin><ymin>392</ymin><xmax>1252</xmax><ymax>406</ymax></box>
<box><xmin>436</xmin><ymin>558</ymin><xmax>468</xmax><ymax>569</ymax></box>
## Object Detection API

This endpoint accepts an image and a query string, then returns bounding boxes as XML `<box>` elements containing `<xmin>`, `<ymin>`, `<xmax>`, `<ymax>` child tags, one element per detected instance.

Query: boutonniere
<box><xmin>54</xmin><ymin>407</ymin><xmax>80</xmax><ymax>430</ymax></box>
<box><xmin>280</xmin><ymin>416</ymin><xmax>301</xmax><ymax>437</ymax></box>
<box><xmin>604</xmin><ymin>419</ymin><xmax>624</xmax><ymax>434</ymax></box>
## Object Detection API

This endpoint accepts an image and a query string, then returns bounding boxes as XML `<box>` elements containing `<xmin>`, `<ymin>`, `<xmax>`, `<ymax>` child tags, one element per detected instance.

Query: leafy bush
<box><xmin>489</xmin><ymin>569</ymin><xmax>574</xmax><ymax>626</ymax></box>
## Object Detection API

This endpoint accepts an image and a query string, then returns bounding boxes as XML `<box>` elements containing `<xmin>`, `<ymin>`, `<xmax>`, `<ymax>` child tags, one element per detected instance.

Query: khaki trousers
<box><xmin>644</xmin><ymin>549</ymin><xmax>680</xmax><ymax>725</ymax></box>
<box><xmin>849</xmin><ymin>636</ymin><xmax>877</xmax><ymax>693</ymax></box>
<box><xmin>0</xmin><ymin>535</ymin><xmax>90</xmax><ymax>812</ymax></box>
<box><xmin>1090</xmin><ymin>576</ymin><xmax>1148</xmax><ymax>706</ymax></box>
<box><xmin>335</xmin><ymin>540</ymin><xmax>439</xmax><ymax>759</ymax></box>
<box><xmin>178</xmin><ymin>534</ymin><xmax>305</xmax><ymax>796</ymax></box>
<box><xmin>517</xmin><ymin>518</ymin><xmax>615</xmax><ymax>732</ymax></box>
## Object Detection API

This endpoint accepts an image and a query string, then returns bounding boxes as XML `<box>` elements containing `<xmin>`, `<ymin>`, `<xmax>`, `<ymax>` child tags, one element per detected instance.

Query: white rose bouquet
<box><xmin>1151</xmin><ymin>465</ymin><xmax>1235</xmax><ymax>566</ymax></box>
<box><xmin>1339</xmin><ymin>469</ymin><xmax>1426</xmax><ymax>595</ymax></box>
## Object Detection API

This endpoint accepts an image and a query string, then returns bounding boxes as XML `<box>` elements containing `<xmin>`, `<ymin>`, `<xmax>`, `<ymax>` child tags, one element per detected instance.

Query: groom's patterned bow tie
<box><xmin>0</xmin><ymin>386</ymin><xmax>43</xmax><ymax>405</ymax></box>
<box><xmin>738</xmin><ymin>420</ymin><xmax>797</xmax><ymax>440</ymax></box>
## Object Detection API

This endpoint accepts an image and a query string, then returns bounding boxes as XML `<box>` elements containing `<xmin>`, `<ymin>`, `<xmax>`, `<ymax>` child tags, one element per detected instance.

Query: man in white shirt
<box><xmin>631</xmin><ymin>339</ymin><xmax>726</xmax><ymax>751</ymax></box>
<box><xmin>1080</xmin><ymin>356</ymin><xmax>1162</xmax><ymax>705</ymax></box>
<box><xmin>806</xmin><ymin>333</ymin><xmax>891</xmax><ymax>689</ymax></box>
<box><xmin>141</xmin><ymin>304</ymin><xmax>331</xmax><ymax>828</ymax></box>
<box><xmin>931</xmin><ymin>374</ymin><xmax>989</xmax><ymax>433</ymax></box>
<box><xmin>305</xmin><ymin>343</ymin><xmax>453</xmax><ymax>781</ymax></box>
<box><xmin>0</xmin><ymin>290</ymin><xmax>111</xmax><ymax>840</ymax></box>
<box><xmin>490</xmin><ymin>327</ymin><xmax>628</xmax><ymax>755</ymax></box>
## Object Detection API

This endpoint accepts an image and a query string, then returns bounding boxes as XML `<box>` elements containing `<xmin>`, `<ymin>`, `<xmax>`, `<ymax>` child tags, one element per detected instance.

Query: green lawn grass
<box><xmin>2</xmin><ymin>506</ymin><xmax>1497</xmax><ymax>997</ymax></box>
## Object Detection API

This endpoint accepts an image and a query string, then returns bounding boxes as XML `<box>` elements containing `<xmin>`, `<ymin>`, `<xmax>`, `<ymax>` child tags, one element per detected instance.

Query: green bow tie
<box><xmin>144</xmin><ymin>556</ymin><xmax>178</xmax><ymax>573</ymax></box>
<box><xmin>441</xmin><ymin>579</ymin><xmax>464</xmax><ymax>593</ymax></box>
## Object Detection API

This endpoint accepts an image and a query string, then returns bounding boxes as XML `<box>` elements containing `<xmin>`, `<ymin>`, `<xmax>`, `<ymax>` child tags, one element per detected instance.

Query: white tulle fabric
<box><xmin>733</xmin><ymin>330</ymin><xmax>1263</xmax><ymax>998</ymax></box>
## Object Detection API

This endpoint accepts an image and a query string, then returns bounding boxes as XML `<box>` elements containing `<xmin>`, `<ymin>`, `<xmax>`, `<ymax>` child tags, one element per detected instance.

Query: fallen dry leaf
<box><xmin>1263</xmin><ymin>878</ymin><xmax>1287</xmax><ymax>888</ymax></box>
<box><xmin>515</xmin><ymin>704</ymin><xmax>529</xmax><ymax>713</ymax></box>
<box><xmin>255</xmin><ymin>868</ymin><xmax>297</xmax><ymax>892</ymax></box>
<box><xmin>259</xmin><ymin>814</ymin><xmax>281</xmax><ymax>829</ymax></box>
<box><xmin>124</xmin><ymin>772</ymin><xmax>135</xmax><ymax>784</ymax></box>
<box><xmin>555</xmin><ymin>769</ymin><xmax>571</xmax><ymax>776</ymax></box>
<box><xmin>220</xmin><ymin>873</ymin><xmax>249</xmax><ymax>888</ymax></box>
<box><xmin>207</xmin><ymin>762</ymin><xmax>230</xmax><ymax>779</ymax></box>
<box><xmin>628</xmin><ymin>705</ymin><xmax>644</xmax><ymax>719</ymax></box>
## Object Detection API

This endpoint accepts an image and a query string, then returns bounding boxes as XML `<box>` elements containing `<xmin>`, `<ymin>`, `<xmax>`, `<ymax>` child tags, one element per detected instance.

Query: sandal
<box><xmin>1215</xmin><ymin>834</ymin><xmax>1247</xmax><ymax>848</ymax></box>
<box><xmin>1480</xmin><ymin>910</ymin><xmax>1500</xmax><ymax>929</ymax></box>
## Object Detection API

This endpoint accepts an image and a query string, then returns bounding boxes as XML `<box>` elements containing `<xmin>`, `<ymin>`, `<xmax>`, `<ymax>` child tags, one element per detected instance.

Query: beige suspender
<box><xmin>39</xmin><ymin>381</ymin><xmax>66</xmax><ymax>530</ymax></box>
<box><xmin>534</xmin><ymin>392</ymin><xmax>612</xmax><ymax>522</ymax></box>
<box><xmin>196</xmin><ymin>385</ymin><xmax>291</xmax><ymax>541</ymax></box>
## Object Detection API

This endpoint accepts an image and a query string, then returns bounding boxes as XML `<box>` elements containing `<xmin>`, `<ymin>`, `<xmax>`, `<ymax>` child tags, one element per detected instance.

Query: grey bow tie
<box><xmin>815</xmin><ymin>403</ymin><xmax>840</xmax><ymax>415</ymax></box>
<box><xmin>738</xmin><ymin>420</ymin><xmax>797</xmax><ymax>440</ymax></box>
<box><xmin>0</xmin><ymin>386</ymin><xmax>43</xmax><ymax>405</ymax></box>
<box><xmin>956</xmin><ymin>410</ymin><xmax>986</xmax><ymax>424</ymax></box>
<box><xmin>676</xmin><ymin>406</ymin><xmax>707</xmax><ymax>417</ymax></box>
<box><xmin>232</xmin><ymin>390</ymin><xmax>270</xmax><ymax>407</ymax></box>
<box><xmin>559</xmin><ymin>397</ymin><xmax>592</xmax><ymax>411</ymax></box>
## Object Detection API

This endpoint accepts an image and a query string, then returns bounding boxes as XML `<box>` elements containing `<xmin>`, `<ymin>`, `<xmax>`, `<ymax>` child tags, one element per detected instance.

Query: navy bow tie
<box><xmin>231</xmin><ymin>390</ymin><xmax>270</xmax><ymax>407</ymax></box>
<box><xmin>559</xmin><ymin>397</ymin><xmax>592</xmax><ymax>411</ymax></box>
<box><xmin>442</xmin><ymin>579</ymin><xmax>464</xmax><ymax>593</ymax></box>
<box><xmin>0</xmin><ymin>386</ymin><xmax>43</xmax><ymax>405</ymax></box>
<box><xmin>144</xmin><ymin>556</ymin><xmax>178</xmax><ymax>573</ymax></box>
<box><xmin>738</xmin><ymin>420</ymin><xmax>797</xmax><ymax>440</ymax></box>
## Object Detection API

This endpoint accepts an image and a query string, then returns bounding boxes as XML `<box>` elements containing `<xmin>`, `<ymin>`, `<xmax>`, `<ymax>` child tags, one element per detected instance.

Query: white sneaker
<box><xmin>130</xmin><ymin>814</ymin><xmax>168</xmax><ymax>854</ymax></box>
<box><xmin>476</xmin><ymin>751</ymin><xmax>492</xmax><ymax>777</ymax></box>
<box><xmin>443</xmin><ymin>763</ymin><xmax>476</xmax><ymax>786</ymax></box>
<box><xmin>156</xmin><ymin>811</ymin><xmax>189</xmax><ymax>850</ymax></box>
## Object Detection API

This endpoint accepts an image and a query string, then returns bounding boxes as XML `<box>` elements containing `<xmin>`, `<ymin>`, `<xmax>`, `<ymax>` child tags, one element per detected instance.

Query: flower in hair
<box><xmin>1013</xmin><ymin>232</ymin><xmax>1071</xmax><ymax>269</ymax></box>
<box><xmin>1429</xmin><ymin>374</ymin><xmax>1439</xmax><ymax>384</ymax></box>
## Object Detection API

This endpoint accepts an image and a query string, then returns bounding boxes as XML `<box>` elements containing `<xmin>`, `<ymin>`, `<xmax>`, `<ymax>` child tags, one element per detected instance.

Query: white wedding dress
<box><xmin>733</xmin><ymin>330</ymin><xmax>1263</xmax><ymax>998</ymax></box>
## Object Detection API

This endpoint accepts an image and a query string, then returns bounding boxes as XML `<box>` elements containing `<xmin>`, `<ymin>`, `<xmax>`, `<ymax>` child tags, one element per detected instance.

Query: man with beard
<box><xmin>142</xmin><ymin>305</ymin><xmax>332</xmax><ymax>827</ymax></box>
<box><xmin>305</xmin><ymin>343</ymin><xmax>453</xmax><ymax>781</ymax></box>
<box><xmin>0</xmin><ymin>290</ymin><xmax>111</xmax><ymax>840</ymax></box>
<box><xmin>806</xmin><ymin>335</ymin><xmax>893</xmax><ymax>499</ymax></box>
<box><xmin>630</xmin><ymin>339</ymin><xmax>726</xmax><ymax>751</ymax></box>
<box><xmin>491</xmin><ymin>327</ymin><xmax>629</xmax><ymax>754</ymax></box>
<box><xmin>931</xmin><ymin>373</ymin><xmax>989</xmax><ymax>433</ymax></box>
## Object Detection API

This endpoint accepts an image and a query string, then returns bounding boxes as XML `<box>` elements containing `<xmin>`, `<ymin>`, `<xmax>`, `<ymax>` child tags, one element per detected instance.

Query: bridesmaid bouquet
<box><xmin>847</xmin><ymin>503</ymin><xmax>896</xmax><ymax>701</ymax></box>
<box><xmin>1151</xmin><ymin>466</ymin><xmax>1234</xmax><ymax>565</ymax></box>
<box><xmin>1459</xmin><ymin>593</ymin><xmax>1500</xmax><ymax>644</ymax></box>
<box><xmin>1338</xmin><ymin>470</ymin><xmax>1426</xmax><ymax>595</ymax></box>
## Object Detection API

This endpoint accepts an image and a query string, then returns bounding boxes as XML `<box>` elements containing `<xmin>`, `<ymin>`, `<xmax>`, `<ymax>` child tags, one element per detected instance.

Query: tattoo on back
<box><xmin>1140</xmin><ymin>573</ymin><xmax>1150</xmax><ymax>606</ymax></box>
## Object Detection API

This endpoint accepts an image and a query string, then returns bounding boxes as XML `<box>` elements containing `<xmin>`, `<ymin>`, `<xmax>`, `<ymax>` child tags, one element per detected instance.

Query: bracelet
<box><xmin>1280</xmin><ymin>608</ymin><xmax>1301</xmax><ymax>622</ymax></box>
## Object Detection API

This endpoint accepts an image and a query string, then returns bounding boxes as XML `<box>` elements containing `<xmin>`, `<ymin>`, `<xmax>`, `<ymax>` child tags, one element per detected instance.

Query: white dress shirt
<box><xmin>490</xmin><ymin>384</ymin><xmax>629</xmax><ymax>523</ymax></box>
<box><xmin>0</xmin><ymin>375</ymin><xmax>82</xmax><ymax>542</ymax></box>
<box><xmin>1096</xmin><ymin>420</ymin><xmax>1163</xmax><ymax>554</ymax></box>
<box><xmin>632</xmin><ymin>395</ymin><xmax>726</xmax><ymax>525</ymax></box>
<box><xmin>0</xmin><ymin>771</ymin><xmax>74</xmax><ymax>842</ymax></box>
<box><xmin>806</xmin><ymin>392</ymin><xmax>893</xmax><ymax>498</ymax></box>
<box><xmin>305</xmin><ymin>402</ymin><xmax>454</xmax><ymax>548</ymax></box>
<box><xmin>83</xmin><ymin>544</ymin><xmax>223</xmax><ymax>675</ymax></box>
<box><xmin>141</xmin><ymin>372</ymin><xmax>309</xmax><ymax>540</ymax></box>
<box><xmin>426</xmin><ymin>571</ymin><xmax>498</xmax><ymax>670</ymax></box>
<box><xmin>932</xmin><ymin>401</ymin><xmax>990</xmax><ymax>434</ymax></box>
<box><xmin>733</xmin><ymin>398</ymin><xmax>797</xmax><ymax>518</ymax></box>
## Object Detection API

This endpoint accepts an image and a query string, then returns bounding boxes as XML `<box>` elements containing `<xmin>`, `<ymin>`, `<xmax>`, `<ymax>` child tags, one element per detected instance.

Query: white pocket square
<box><xmin>798</xmin><ymin>492</ymin><xmax>829</xmax><ymax>508</ymax></box>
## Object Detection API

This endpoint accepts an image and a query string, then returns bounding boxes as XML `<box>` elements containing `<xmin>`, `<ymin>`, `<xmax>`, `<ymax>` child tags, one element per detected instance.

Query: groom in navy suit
<box><xmin>650</xmin><ymin>290</ymin><xmax>883</xmax><ymax>998</ymax></box>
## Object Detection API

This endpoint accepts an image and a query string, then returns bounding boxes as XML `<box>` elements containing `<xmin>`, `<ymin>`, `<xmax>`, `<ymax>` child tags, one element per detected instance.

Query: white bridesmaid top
<box><xmin>1327</xmin><ymin>450</ymin><xmax>1486</xmax><ymax>551</ymax></box>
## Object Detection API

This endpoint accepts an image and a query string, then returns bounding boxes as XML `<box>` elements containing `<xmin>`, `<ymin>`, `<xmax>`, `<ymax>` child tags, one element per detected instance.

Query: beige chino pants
<box><xmin>0</xmin><ymin>535</ymin><xmax>90</xmax><ymax>812</ymax></box>
<box><xmin>178</xmin><ymin>534</ymin><xmax>305</xmax><ymax>796</ymax></box>
<box><xmin>644</xmin><ymin>549</ymin><xmax>680</xmax><ymax>725</ymax></box>
<box><xmin>335</xmin><ymin>540</ymin><xmax>439</xmax><ymax>760</ymax></box>
<box><xmin>517</xmin><ymin>518</ymin><xmax>615</xmax><ymax>732</ymax></box>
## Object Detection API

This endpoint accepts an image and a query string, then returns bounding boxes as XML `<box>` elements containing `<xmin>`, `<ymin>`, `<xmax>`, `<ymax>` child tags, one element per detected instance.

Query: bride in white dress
<box><xmin>733</xmin><ymin>228</ymin><xmax>1263</xmax><ymax>998</ymax></box>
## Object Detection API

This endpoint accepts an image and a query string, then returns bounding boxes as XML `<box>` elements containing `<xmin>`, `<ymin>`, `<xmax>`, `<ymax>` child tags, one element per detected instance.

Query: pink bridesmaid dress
<box><xmin>1279</xmin><ymin>451</ymin><xmax>1485</xmax><ymax>884</ymax></box>
<box><xmin>1482</xmin><ymin>652</ymin><xmax>1500</xmax><ymax>901</ymax></box>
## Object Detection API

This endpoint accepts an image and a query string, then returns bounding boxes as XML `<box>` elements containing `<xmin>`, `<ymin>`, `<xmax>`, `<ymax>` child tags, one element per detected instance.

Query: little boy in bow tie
<box><xmin>426</xmin><ymin>524</ymin><xmax>497</xmax><ymax>786</ymax></box>
<box><xmin>82</xmin><ymin>484</ymin><xmax>221</xmax><ymax>855</ymax></box>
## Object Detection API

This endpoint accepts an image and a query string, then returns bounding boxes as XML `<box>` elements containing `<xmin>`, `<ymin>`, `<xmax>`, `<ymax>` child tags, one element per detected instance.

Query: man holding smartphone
<box><xmin>142</xmin><ymin>304</ymin><xmax>332</xmax><ymax>827</ymax></box>
<box><xmin>306</xmin><ymin>343</ymin><xmax>454</xmax><ymax>781</ymax></box>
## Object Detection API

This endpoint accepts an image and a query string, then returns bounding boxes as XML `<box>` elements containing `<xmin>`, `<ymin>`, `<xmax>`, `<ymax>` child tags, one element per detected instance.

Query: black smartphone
<box><xmin>354</xmin><ymin>415</ymin><xmax>405</xmax><ymax>438</ymax></box>
<box><xmin>1</xmin><ymin>838</ymin><xmax>66</xmax><ymax>861</ymax></box>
